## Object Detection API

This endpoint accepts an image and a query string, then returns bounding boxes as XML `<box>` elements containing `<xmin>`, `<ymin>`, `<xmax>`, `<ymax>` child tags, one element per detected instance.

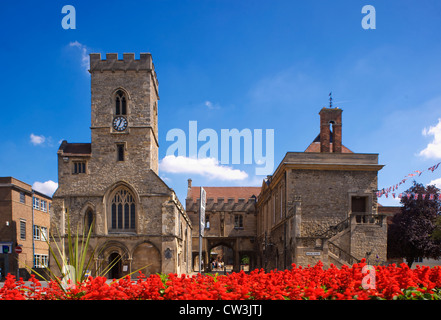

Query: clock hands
<box><xmin>113</xmin><ymin>116</ymin><xmax>127</xmax><ymax>131</ymax></box>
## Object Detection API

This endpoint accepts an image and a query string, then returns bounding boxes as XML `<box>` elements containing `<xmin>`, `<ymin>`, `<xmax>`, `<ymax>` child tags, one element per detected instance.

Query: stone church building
<box><xmin>51</xmin><ymin>53</ymin><xmax>192</xmax><ymax>278</ymax></box>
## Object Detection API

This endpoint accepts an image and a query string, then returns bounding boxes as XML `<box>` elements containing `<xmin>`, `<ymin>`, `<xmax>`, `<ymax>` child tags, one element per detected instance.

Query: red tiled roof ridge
<box><xmin>188</xmin><ymin>186</ymin><xmax>261</xmax><ymax>201</ymax></box>
<box><xmin>304</xmin><ymin>142</ymin><xmax>353</xmax><ymax>153</ymax></box>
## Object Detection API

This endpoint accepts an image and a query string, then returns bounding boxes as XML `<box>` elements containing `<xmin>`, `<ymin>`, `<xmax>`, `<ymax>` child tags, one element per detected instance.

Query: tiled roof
<box><xmin>188</xmin><ymin>186</ymin><xmax>261</xmax><ymax>202</ymax></box>
<box><xmin>305</xmin><ymin>133</ymin><xmax>353</xmax><ymax>153</ymax></box>
<box><xmin>305</xmin><ymin>142</ymin><xmax>353</xmax><ymax>153</ymax></box>
<box><xmin>59</xmin><ymin>140</ymin><xmax>91</xmax><ymax>155</ymax></box>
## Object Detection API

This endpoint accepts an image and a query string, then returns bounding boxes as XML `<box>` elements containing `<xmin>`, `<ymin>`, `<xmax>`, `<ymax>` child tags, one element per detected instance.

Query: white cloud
<box><xmin>204</xmin><ymin>100</ymin><xmax>220</xmax><ymax>110</ymax></box>
<box><xmin>32</xmin><ymin>180</ymin><xmax>58</xmax><ymax>197</ymax></box>
<box><xmin>30</xmin><ymin>133</ymin><xmax>46</xmax><ymax>146</ymax></box>
<box><xmin>419</xmin><ymin>118</ymin><xmax>441</xmax><ymax>159</ymax></box>
<box><xmin>159</xmin><ymin>155</ymin><xmax>248</xmax><ymax>181</ymax></box>
<box><xmin>428</xmin><ymin>177</ymin><xmax>441</xmax><ymax>189</ymax></box>
<box><xmin>240</xmin><ymin>175</ymin><xmax>264</xmax><ymax>187</ymax></box>
<box><xmin>160</xmin><ymin>175</ymin><xmax>171</xmax><ymax>183</ymax></box>
<box><xmin>69</xmin><ymin>41</ymin><xmax>90</xmax><ymax>73</ymax></box>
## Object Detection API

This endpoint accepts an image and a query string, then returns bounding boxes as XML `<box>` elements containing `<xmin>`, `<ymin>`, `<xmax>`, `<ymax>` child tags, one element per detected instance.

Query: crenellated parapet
<box><xmin>89</xmin><ymin>53</ymin><xmax>158</xmax><ymax>88</ymax></box>
<box><xmin>186</xmin><ymin>196</ymin><xmax>258</xmax><ymax>214</ymax></box>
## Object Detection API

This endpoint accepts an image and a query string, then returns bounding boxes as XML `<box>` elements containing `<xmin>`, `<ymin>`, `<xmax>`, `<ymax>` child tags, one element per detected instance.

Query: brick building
<box><xmin>186</xmin><ymin>180</ymin><xmax>260</xmax><ymax>272</ymax></box>
<box><xmin>51</xmin><ymin>53</ymin><xmax>192</xmax><ymax>278</ymax></box>
<box><xmin>0</xmin><ymin>177</ymin><xmax>51</xmax><ymax>280</ymax></box>
<box><xmin>256</xmin><ymin>106</ymin><xmax>387</xmax><ymax>269</ymax></box>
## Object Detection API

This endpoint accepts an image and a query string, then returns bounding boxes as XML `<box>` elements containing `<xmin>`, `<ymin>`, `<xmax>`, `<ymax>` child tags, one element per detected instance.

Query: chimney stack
<box><xmin>319</xmin><ymin>107</ymin><xmax>342</xmax><ymax>153</ymax></box>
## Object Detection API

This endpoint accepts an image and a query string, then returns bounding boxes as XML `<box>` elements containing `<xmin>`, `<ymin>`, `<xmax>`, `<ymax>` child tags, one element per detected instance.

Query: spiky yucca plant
<box><xmin>26</xmin><ymin>213</ymin><xmax>148</xmax><ymax>291</ymax></box>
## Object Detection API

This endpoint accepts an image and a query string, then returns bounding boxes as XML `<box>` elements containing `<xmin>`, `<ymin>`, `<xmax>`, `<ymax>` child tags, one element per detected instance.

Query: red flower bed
<box><xmin>2</xmin><ymin>259</ymin><xmax>441</xmax><ymax>300</ymax></box>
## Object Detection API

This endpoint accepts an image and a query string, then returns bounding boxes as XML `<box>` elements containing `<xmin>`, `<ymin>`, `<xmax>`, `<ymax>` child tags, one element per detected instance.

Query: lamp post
<box><xmin>262</xmin><ymin>232</ymin><xmax>275</xmax><ymax>272</ymax></box>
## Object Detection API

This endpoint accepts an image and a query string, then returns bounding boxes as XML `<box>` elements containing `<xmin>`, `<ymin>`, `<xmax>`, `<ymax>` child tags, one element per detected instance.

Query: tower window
<box><xmin>234</xmin><ymin>214</ymin><xmax>244</xmax><ymax>229</ymax></box>
<box><xmin>85</xmin><ymin>209</ymin><xmax>94</xmax><ymax>233</ymax></box>
<box><xmin>117</xmin><ymin>144</ymin><xmax>125</xmax><ymax>161</ymax></box>
<box><xmin>205</xmin><ymin>215</ymin><xmax>210</xmax><ymax>229</ymax></box>
<box><xmin>73</xmin><ymin>161</ymin><xmax>86</xmax><ymax>174</ymax></box>
<box><xmin>115</xmin><ymin>90</ymin><xmax>127</xmax><ymax>115</ymax></box>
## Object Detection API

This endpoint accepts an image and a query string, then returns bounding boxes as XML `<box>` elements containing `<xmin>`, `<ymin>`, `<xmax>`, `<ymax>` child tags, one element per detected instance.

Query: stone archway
<box><xmin>97</xmin><ymin>241</ymin><xmax>130</xmax><ymax>279</ymax></box>
<box><xmin>207</xmin><ymin>240</ymin><xmax>236</xmax><ymax>272</ymax></box>
<box><xmin>132</xmin><ymin>241</ymin><xmax>161</xmax><ymax>277</ymax></box>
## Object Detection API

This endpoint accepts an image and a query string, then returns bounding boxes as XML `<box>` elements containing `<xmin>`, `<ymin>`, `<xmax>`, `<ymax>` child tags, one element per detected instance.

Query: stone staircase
<box><xmin>315</xmin><ymin>217</ymin><xmax>361</xmax><ymax>267</ymax></box>
<box><xmin>327</xmin><ymin>240</ymin><xmax>360</xmax><ymax>267</ymax></box>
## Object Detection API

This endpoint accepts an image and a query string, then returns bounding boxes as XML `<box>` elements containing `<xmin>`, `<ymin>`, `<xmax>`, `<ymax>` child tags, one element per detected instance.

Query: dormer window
<box><xmin>115</xmin><ymin>90</ymin><xmax>127</xmax><ymax>115</ymax></box>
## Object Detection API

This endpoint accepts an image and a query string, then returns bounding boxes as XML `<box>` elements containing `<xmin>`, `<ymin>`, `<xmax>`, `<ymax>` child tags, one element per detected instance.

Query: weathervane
<box><xmin>329</xmin><ymin>92</ymin><xmax>333</xmax><ymax>108</ymax></box>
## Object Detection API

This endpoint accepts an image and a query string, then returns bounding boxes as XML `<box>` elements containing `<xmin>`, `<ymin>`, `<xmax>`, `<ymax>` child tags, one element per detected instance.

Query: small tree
<box><xmin>387</xmin><ymin>181</ymin><xmax>441</xmax><ymax>268</ymax></box>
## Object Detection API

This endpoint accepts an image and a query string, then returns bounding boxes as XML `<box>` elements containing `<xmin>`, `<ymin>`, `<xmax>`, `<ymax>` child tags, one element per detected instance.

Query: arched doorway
<box><xmin>97</xmin><ymin>240</ymin><xmax>129</xmax><ymax>280</ymax></box>
<box><xmin>240</xmin><ymin>254</ymin><xmax>250</xmax><ymax>272</ymax></box>
<box><xmin>209</xmin><ymin>244</ymin><xmax>234</xmax><ymax>272</ymax></box>
<box><xmin>108</xmin><ymin>252</ymin><xmax>122</xmax><ymax>279</ymax></box>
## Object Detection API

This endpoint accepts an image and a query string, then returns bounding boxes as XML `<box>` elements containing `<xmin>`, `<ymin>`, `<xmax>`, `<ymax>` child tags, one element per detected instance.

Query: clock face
<box><xmin>113</xmin><ymin>116</ymin><xmax>128</xmax><ymax>131</ymax></box>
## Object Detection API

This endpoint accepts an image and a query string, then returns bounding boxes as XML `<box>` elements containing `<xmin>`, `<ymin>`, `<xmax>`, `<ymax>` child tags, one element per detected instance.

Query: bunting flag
<box><xmin>377</xmin><ymin>161</ymin><xmax>441</xmax><ymax>199</ymax></box>
<box><xmin>377</xmin><ymin>192</ymin><xmax>441</xmax><ymax>201</ymax></box>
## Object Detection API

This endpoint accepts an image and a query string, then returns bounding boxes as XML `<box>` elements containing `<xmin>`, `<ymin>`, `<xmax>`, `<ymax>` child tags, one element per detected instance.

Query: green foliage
<box><xmin>25</xmin><ymin>213</ymin><xmax>148</xmax><ymax>291</ymax></box>
<box><xmin>387</xmin><ymin>181</ymin><xmax>441</xmax><ymax>267</ymax></box>
<box><xmin>241</xmin><ymin>256</ymin><xmax>250</xmax><ymax>264</ymax></box>
<box><xmin>393</xmin><ymin>287</ymin><xmax>441</xmax><ymax>300</ymax></box>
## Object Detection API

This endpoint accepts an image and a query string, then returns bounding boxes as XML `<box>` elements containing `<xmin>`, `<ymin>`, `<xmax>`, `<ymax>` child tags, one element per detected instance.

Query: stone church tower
<box><xmin>51</xmin><ymin>53</ymin><xmax>192</xmax><ymax>278</ymax></box>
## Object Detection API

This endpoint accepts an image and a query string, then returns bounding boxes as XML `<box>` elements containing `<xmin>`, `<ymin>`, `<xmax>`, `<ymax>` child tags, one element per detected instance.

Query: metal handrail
<box><xmin>314</xmin><ymin>217</ymin><xmax>350</xmax><ymax>238</ymax></box>
<box><xmin>328</xmin><ymin>240</ymin><xmax>360</xmax><ymax>265</ymax></box>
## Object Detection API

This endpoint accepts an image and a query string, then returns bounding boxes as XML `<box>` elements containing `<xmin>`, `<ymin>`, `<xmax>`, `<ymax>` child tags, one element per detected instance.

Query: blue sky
<box><xmin>1</xmin><ymin>0</ymin><xmax>441</xmax><ymax>207</ymax></box>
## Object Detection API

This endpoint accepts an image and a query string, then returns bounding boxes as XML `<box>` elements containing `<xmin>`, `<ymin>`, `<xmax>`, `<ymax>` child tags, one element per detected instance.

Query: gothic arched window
<box><xmin>111</xmin><ymin>188</ymin><xmax>136</xmax><ymax>231</ymax></box>
<box><xmin>115</xmin><ymin>90</ymin><xmax>127</xmax><ymax>115</ymax></box>
<box><xmin>85</xmin><ymin>209</ymin><xmax>94</xmax><ymax>233</ymax></box>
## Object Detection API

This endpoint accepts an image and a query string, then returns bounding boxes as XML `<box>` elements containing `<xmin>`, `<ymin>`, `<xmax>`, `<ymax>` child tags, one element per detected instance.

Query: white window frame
<box><xmin>33</xmin><ymin>254</ymin><xmax>48</xmax><ymax>268</ymax></box>
<box><xmin>33</xmin><ymin>197</ymin><xmax>40</xmax><ymax>210</ymax></box>
<box><xmin>40</xmin><ymin>227</ymin><xmax>48</xmax><ymax>241</ymax></box>
<box><xmin>33</xmin><ymin>225</ymin><xmax>41</xmax><ymax>240</ymax></box>
<box><xmin>41</xmin><ymin>200</ymin><xmax>47</xmax><ymax>212</ymax></box>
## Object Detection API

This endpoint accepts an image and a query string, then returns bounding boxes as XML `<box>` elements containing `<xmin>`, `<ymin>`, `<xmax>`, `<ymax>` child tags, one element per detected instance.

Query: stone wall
<box><xmin>257</xmin><ymin>151</ymin><xmax>385</xmax><ymax>269</ymax></box>
<box><xmin>186</xmin><ymin>187</ymin><xmax>259</xmax><ymax>271</ymax></box>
